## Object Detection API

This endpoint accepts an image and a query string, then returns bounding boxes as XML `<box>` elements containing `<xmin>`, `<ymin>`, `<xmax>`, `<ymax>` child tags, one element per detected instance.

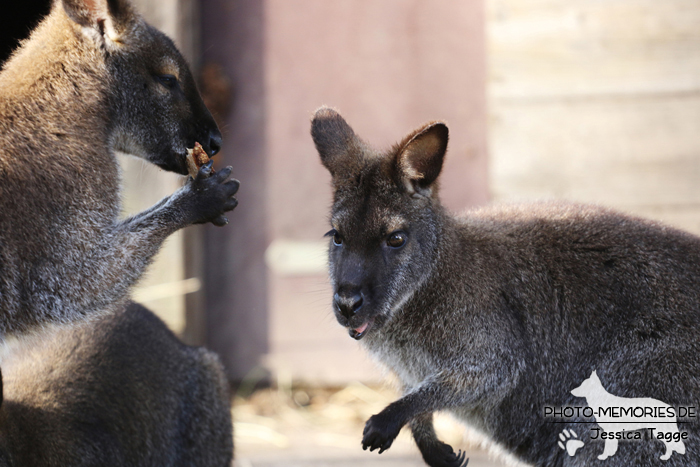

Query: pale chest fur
<box><xmin>363</xmin><ymin>333</ymin><xmax>439</xmax><ymax>392</ymax></box>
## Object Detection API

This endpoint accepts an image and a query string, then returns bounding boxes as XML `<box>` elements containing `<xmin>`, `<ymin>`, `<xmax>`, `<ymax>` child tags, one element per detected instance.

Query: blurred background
<box><xmin>2</xmin><ymin>0</ymin><xmax>700</xmax><ymax>465</ymax></box>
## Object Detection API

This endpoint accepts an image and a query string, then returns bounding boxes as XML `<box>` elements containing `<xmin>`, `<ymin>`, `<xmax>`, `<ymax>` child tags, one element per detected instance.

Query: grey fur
<box><xmin>313</xmin><ymin>107</ymin><xmax>700</xmax><ymax>466</ymax></box>
<box><xmin>0</xmin><ymin>301</ymin><xmax>233</xmax><ymax>466</ymax></box>
<box><xmin>0</xmin><ymin>0</ymin><xmax>239</xmax><ymax>335</ymax></box>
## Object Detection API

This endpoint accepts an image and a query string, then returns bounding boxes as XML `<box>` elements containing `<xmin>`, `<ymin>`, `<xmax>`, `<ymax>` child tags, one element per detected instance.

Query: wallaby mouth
<box><xmin>349</xmin><ymin>319</ymin><xmax>373</xmax><ymax>340</ymax></box>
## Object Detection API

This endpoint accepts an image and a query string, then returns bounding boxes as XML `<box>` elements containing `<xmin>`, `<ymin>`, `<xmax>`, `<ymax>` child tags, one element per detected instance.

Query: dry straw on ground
<box><xmin>232</xmin><ymin>382</ymin><xmax>513</xmax><ymax>467</ymax></box>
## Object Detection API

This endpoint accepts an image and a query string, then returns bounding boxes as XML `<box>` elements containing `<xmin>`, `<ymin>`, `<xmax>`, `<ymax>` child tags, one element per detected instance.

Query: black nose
<box><xmin>208</xmin><ymin>129</ymin><xmax>222</xmax><ymax>155</ymax></box>
<box><xmin>334</xmin><ymin>292</ymin><xmax>363</xmax><ymax>319</ymax></box>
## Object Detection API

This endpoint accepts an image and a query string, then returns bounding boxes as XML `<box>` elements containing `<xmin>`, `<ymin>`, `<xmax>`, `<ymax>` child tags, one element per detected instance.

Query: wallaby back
<box><xmin>0</xmin><ymin>0</ymin><xmax>239</xmax><ymax>335</ymax></box>
<box><xmin>313</xmin><ymin>107</ymin><xmax>700</xmax><ymax>466</ymax></box>
<box><xmin>0</xmin><ymin>301</ymin><xmax>233</xmax><ymax>467</ymax></box>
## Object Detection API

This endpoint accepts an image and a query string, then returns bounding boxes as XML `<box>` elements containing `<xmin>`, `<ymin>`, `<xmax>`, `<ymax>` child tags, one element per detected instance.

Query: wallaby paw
<box><xmin>420</xmin><ymin>440</ymin><xmax>469</xmax><ymax>467</ymax></box>
<box><xmin>362</xmin><ymin>413</ymin><xmax>402</xmax><ymax>454</ymax></box>
<box><xmin>182</xmin><ymin>163</ymin><xmax>240</xmax><ymax>226</ymax></box>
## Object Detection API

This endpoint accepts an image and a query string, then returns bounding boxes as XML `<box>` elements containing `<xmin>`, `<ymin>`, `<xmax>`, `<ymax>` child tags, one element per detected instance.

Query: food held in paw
<box><xmin>186</xmin><ymin>142</ymin><xmax>211</xmax><ymax>178</ymax></box>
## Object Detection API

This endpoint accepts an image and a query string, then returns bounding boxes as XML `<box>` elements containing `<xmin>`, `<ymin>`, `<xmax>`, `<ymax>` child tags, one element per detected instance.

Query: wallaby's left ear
<box><xmin>61</xmin><ymin>0</ymin><xmax>134</xmax><ymax>42</ymax></box>
<box><xmin>395</xmin><ymin>122</ymin><xmax>448</xmax><ymax>196</ymax></box>
<box><xmin>311</xmin><ymin>106</ymin><xmax>365</xmax><ymax>181</ymax></box>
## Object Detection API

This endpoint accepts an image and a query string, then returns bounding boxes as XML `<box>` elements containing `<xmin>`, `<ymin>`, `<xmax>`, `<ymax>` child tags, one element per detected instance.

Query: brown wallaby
<box><xmin>0</xmin><ymin>0</ymin><xmax>239</xmax><ymax>335</ymax></box>
<box><xmin>0</xmin><ymin>301</ymin><xmax>233</xmax><ymax>466</ymax></box>
<box><xmin>312</xmin><ymin>107</ymin><xmax>700</xmax><ymax>467</ymax></box>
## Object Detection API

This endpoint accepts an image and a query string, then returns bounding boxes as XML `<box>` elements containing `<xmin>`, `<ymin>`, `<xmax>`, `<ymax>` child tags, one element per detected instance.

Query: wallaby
<box><xmin>312</xmin><ymin>107</ymin><xmax>700</xmax><ymax>467</ymax></box>
<box><xmin>0</xmin><ymin>0</ymin><xmax>239</xmax><ymax>335</ymax></box>
<box><xmin>0</xmin><ymin>301</ymin><xmax>233</xmax><ymax>466</ymax></box>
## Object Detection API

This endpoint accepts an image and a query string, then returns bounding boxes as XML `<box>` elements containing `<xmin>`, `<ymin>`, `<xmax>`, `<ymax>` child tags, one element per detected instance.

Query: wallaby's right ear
<box><xmin>394</xmin><ymin>121</ymin><xmax>448</xmax><ymax>196</ymax></box>
<box><xmin>60</xmin><ymin>0</ymin><xmax>134</xmax><ymax>42</ymax></box>
<box><xmin>311</xmin><ymin>107</ymin><xmax>364</xmax><ymax>180</ymax></box>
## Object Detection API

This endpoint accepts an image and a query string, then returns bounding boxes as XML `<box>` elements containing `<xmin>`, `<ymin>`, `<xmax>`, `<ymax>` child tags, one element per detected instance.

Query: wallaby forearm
<box><xmin>0</xmin><ymin>200</ymin><xmax>182</xmax><ymax>333</ymax></box>
<box><xmin>361</xmin><ymin>346</ymin><xmax>521</xmax><ymax>460</ymax></box>
<box><xmin>53</xmin><ymin>186</ymin><xmax>215</xmax><ymax>306</ymax></box>
<box><xmin>0</xmin><ymin>167</ymin><xmax>236</xmax><ymax>335</ymax></box>
<box><xmin>370</xmin><ymin>370</ymin><xmax>492</xmax><ymax>430</ymax></box>
<box><xmin>360</xmin><ymin>374</ymin><xmax>471</xmax><ymax>448</ymax></box>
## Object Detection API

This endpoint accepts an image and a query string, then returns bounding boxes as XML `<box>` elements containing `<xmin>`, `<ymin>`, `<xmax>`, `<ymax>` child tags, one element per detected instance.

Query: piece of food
<box><xmin>186</xmin><ymin>142</ymin><xmax>211</xmax><ymax>178</ymax></box>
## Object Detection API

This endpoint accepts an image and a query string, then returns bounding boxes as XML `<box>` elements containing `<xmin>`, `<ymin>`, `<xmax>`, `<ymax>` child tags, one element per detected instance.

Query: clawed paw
<box><xmin>421</xmin><ymin>440</ymin><xmax>469</xmax><ymax>467</ymax></box>
<box><xmin>361</xmin><ymin>413</ymin><xmax>402</xmax><ymax>454</ymax></box>
<box><xmin>182</xmin><ymin>163</ymin><xmax>240</xmax><ymax>226</ymax></box>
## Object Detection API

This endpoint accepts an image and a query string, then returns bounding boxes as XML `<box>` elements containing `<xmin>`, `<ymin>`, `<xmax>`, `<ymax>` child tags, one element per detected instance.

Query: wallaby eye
<box><xmin>386</xmin><ymin>231</ymin><xmax>407</xmax><ymax>249</ymax></box>
<box><xmin>155</xmin><ymin>74</ymin><xmax>178</xmax><ymax>89</ymax></box>
<box><xmin>325</xmin><ymin>229</ymin><xmax>343</xmax><ymax>246</ymax></box>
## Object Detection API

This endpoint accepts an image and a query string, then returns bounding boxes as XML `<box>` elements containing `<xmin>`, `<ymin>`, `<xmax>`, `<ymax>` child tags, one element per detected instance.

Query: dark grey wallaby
<box><xmin>0</xmin><ymin>301</ymin><xmax>233</xmax><ymax>467</ymax></box>
<box><xmin>312</xmin><ymin>107</ymin><xmax>700</xmax><ymax>467</ymax></box>
<box><xmin>0</xmin><ymin>0</ymin><xmax>239</xmax><ymax>335</ymax></box>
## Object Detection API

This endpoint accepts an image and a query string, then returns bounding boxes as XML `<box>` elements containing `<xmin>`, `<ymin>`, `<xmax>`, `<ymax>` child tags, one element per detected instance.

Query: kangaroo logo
<box><xmin>570</xmin><ymin>371</ymin><xmax>686</xmax><ymax>461</ymax></box>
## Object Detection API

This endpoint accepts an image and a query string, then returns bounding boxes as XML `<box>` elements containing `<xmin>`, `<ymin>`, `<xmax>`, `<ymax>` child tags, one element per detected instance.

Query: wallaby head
<box><xmin>2</xmin><ymin>0</ymin><xmax>220</xmax><ymax>175</ymax></box>
<box><xmin>312</xmin><ymin>107</ymin><xmax>449</xmax><ymax>340</ymax></box>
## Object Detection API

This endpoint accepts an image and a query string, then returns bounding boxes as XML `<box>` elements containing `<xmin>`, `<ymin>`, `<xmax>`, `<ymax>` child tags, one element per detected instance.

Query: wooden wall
<box><xmin>488</xmin><ymin>0</ymin><xmax>700</xmax><ymax>234</ymax></box>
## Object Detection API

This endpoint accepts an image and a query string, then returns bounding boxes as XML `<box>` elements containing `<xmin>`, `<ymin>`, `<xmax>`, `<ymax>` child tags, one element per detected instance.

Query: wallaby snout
<box><xmin>333</xmin><ymin>285</ymin><xmax>372</xmax><ymax>340</ymax></box>
<box><xmin>333</xmin><ymin>290</ymin><xmax>364</xmax><ymax>319</ymax></box>
<box><xmin>207</xmin><ymin>128</ymin><xmax>223</xmax><ymax>156</ymax></box>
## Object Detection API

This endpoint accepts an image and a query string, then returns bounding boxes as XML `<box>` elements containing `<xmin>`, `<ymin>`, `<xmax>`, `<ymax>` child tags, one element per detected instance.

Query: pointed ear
<box><xmin>311</xmin><ymin>107</ymin><xmax>363</xmax><ymax>179</ymax></box>
<box><xmin>61</xmin><ymin>0</ymin><xmax>134</xmax><ymax>41</ymax></box>
<box><xmin>395</xmin><ymin>122</ymin><xmax>448</xmax><ymax>196</ymax></box>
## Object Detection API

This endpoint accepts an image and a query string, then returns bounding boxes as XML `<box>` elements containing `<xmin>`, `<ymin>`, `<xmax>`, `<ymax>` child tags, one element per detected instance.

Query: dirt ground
<box><xmin>231</xmin><ymin>383</ymin><xmax>515</xmax><ymax>467</ymax></box>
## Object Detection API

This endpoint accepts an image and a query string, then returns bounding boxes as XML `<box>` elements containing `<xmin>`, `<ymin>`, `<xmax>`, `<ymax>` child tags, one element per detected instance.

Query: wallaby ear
<box><xmin>311</xmin><ymin>107</ymin><xmax>364</xmax><ymax>180</ymax></box>
<box><xmin>60</xmin><ymin>0</ymin><xmax>134</xmax><ymax>41</ymax></box>
<box><xmin>395</xmin><ymin>122</ymin><xmax>448</xmax><ymax>196</ymax></box>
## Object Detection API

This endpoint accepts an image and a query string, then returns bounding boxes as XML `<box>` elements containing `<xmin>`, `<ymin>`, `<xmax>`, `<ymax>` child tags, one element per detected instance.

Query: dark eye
<box><xmin>325</xmin><ymin>229</ymin><xmax>343</xmax><ymax>246</ymax></box>
<box><xmin>155</xmin><ymin>74</ymin><xmax>178</xmax><ymax>89</ymax></box>
<box><xmin>386</xmin><ymin>231</ymin><xmax>407</xmax><ymax>249</ymax></box>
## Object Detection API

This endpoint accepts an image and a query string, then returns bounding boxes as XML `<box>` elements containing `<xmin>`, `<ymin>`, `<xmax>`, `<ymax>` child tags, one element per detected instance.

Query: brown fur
<box><xmin>313</xmin><ymin>107</ymin><xmax>700</xmax><ymax>466</ymax></box>
<box><xmin>0</xmin><ymin>301</ymin><xmax>233</xmax><ymax>467</ymax></box>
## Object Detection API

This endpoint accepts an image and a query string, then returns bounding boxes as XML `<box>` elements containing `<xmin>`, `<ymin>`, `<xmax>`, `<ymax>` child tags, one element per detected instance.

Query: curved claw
<box><xmin>378</xmin><ymin>438</ymin><xmax>393</xmax><ymax>454</ymax></box>
<box><xmin>214</xmin><ymin>165</ymin><xmax>232</xmax><ymax>181</ymax></box>
<box><xmin>212</xmin><ymin>215</ymin><xmax>228</xmax><ymax>227</ymax></box>
<box><xmin>195</xmin><ymin>160</ymin><xmax>215</xmax><ymax>180</ymax></box>
<box><xmin>456</xmin><ymin>450</ymin><xmax>469</xmax><ymax>467</ymax></box>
